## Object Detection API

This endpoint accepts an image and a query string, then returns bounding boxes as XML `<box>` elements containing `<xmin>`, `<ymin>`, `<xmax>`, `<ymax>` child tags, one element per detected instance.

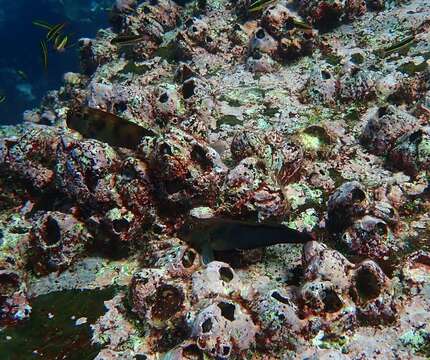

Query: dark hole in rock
<box><xmin>143</xmin><ymin>6</ymin><xmax>151</xmax><ymax>14</ymax></box>
<box><xmin>192</xmin><ymin>26</ymin><xmax>198</xmax><ymax>33</ymax></box>
<box><xmin>44</xmin><ymin>217</ymin><xmax>62</xmax><ymax>246</ymax></box>
<box><xmin>151</xmin><ymin>285</ymin><xmax>183</xmax><ymax>321</ymax></box>
<box><xmin>374</xmin><ymin>222</ymin><xmax>387</xmax><ymax>236</ymax></box>
<box><xmin>284</xmin><ymin>18</ymin><xmax>295</xmax><ymax>30</ymax></box>
<box><xmin>355</xmin><ymin>267</ymin><xmax>381</xmax><ymax>302</ymax></box>
<box><xmin>182</xmin><ymin>79</ymin><xmax>196</xmax><ymax>99</ymax></box>
<box><xmin>321</xmin><ymin>70</ymin><xmax>331</xmax><ymax>80</ymax></box>
<box><xmin>233</xmin><ymin>24</ymin><xmax>241</xmax><ymax>31</ymax></box>
<box><xmin>191</xmin><ymin>145</ymin><xmax>212</xmax><ymax>170</ymax></box>
<box><xmin>217</xmin><ymin>302</ymin><xmax>235</xmax><ymax>321</ymax></box>
<box><xmin>201</xmin><ymin>318</ymin><xmax>212</xmax><ymax>333</ymax></box>
<box><xmin>272</xmin><ymin>291</ymin><xmax>291</xmax><ymax>305</ymax></box>
<box><xmin>222</xmin><ymin>346</ymin><xmax>231</xmax><ymax>356</ymax></box>
<box><xmin>185</xmin><ymin>18</ymin><xmax>194</xmax><ymax>28</ymax></box>
<box><xmin>114</xmin><ymin>101</ymin><xmax>127</xmax><ymax>112</ymax></box>
<box><xmin>351</xmin><ymin>53</ymin><xmax>364</xmax><ymax>64</ymax></box>
<box><xmin>252</xmin><ymin>51</ymin><xmax>262</xmax><ymax>60</ymax></box>
<box><xmin>160</xmin><ymin>143</ymin><xmax>173</xmax><ymax>155</ymax></box>
<box><xmin>0</xmin><ymin>272</ymin><xmax>20</xmax><ymax>294</ymax></box>
<box><xmin>84</xmin><ymin>170</ymin><xmax>99</xmax><ymax>193</ymax></box>
<box><xmin>378</xmin><ymin>106</ymin><xmax>388</xmax><ymax>118</ymax></box>
<box><xmin>182</xmin><ymin>249</ymin><xmax>196</xmax><ymax>268</ymax></box>
<box><xmin>206</xmin><ymin>36</ymin><xmax>213</xmax><ymax>43</ymax></box>
<box><xmin>39</xmin><ymin>117</ymin><xmax>52</xmax><ymax>125</ymax></box>
<box><xmin>112</xmin><ymin>218</ymin><xmax>130</xmax><ymax>233</ymax></box>
<box><xmin>0</xmin><ymin>229</ymin><xmax>3</xmax><ymax>246</ymax></box>
<box><xmin>219</xmin><ymin>267</ymin><xmax>234</xmax><ymax>282</ymax></box>
<box><xmin>351</xmin><ymin>187</ymin><xmax>365</xmax><ymax>202</ymax></box>
<box><xmin>183</xmin><ymin>344</ymin><xmax>204</xmax><ymax>359</ymax></box>
<box><xmin>122</xmin><ymin>165</ymin><xmax>138</xmax><ymax>180</ymax></box>
<box><xmin>159</xmin><ymin>92</ymin><xmax>169</xmax><ymax>103</ymax></box>
<box><xmin>409</xmin><ymin>130</ymin><xmax>422</xmax><ymax>143</ymax></box>
<box><xmin>322</xmin><ymin>289</ymin><xmax>343</xmax><ymax>313</ymax></box>
<box><xmin>165</xmin><ymin>179</ymin><xmax>184</xmax><ymax>195</ymax></box>
<box><xmin>256</xmin><ymin>29</ymin><xmax>266</xmax><ymax>39</ymax></box>
<box><xmin>135</xmin><ymin>355</ymin><xmax>148</xmax><ymax>360</ymax></box>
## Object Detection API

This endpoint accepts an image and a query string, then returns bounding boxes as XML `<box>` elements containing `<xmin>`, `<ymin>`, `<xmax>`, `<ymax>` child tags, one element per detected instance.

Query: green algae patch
<box><xmin>400</xmin><ymin>329</ymin><xmax>430</xmax><ymax>357</ymax></box>
<box><xmin>0</xmin><ymin>287</ymin><xmax>116</xmax><ymax>360</ymax></box>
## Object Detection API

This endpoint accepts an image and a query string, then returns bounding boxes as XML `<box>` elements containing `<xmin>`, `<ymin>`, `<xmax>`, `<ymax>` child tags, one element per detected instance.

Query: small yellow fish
<box><xmin>40</xmin><ymin>40</ymin><xmax>48</xmax><ymax>70</ymax></box>
<box><xmin>55</xmin><ymin>35</ymin><xmax>68</xmax><ymax>52</ymax></box>
<box><xmin>248</xmin><ymin>0</ymin><xmax>276</xmax><ymax>13</ymax></box>
<box><xmin>47</xmin><ymin>23</ymin><xmax>66</xmax><ymax>41</ymax></box>
<box><xmin>0</xmin><ymin>95</ymin><xmax>6</xmax><ymax>104</ymax></box>
<box><xmin>32</xmin><ymin>20</ymin><xmax>53</xmax><ymax>30</ymax></box>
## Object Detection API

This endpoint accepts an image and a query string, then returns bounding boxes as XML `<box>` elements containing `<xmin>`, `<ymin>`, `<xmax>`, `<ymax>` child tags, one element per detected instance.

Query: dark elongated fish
<box><xmin>111</xmin><ymin>34</ymin><xmax>146</xmax><ymax>46</ymax></box>
<box><xmin>378</xmin><ymin>35</ymin><xmax>415</xmax><ymax>57</ymax></box>
<box><xmin>66</xmin><ymin>106</ymin><xmax>156</xmax><ymax>149</ymax></box>
<box><xmin>179</xmin><ymin>217</ymin><xmax>314</xmax><ymax>264</ymax></box>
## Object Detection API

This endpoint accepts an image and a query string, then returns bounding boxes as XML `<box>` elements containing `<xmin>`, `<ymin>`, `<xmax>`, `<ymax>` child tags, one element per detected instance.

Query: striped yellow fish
<box><xmin>40</xmin><ymin>40</ymin><xmax>48</xmax><ymax>70</ymax></box>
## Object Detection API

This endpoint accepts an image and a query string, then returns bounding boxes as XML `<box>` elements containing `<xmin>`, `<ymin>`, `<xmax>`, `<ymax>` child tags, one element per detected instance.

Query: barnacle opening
<box><xmin>182</xmin><ymin>79</ymin><xmax>196</xmax><ymax>99</ymax></box>
<box><xmin>182</xmin><ymin>344</ymin><xmax>204</xmax><ymax>359</ymax></box>
<box><xmin>351</xmin><ymin>187</ymin><xmax>366</xmax><ymax>202</ymax></box>
<box><xmin>217</xmin><ymin>302</ymin><xmax>235</xmax><ymax>321</ymax></box>
<box><xmin>201</xmin><ymin>318</ymin><xmax>212</xmax><ymax>333</ymax></box>
<box><xmin>355</xmin><ymin>268</ymin><xmax>382</xmax><ymax>302</ymax></box>
<box><xmin>182</xmin><ymin>249</ymin><xmax>196</xmax><ymax>268</ymax></box>
<box><xmin>219</xmin><ymin>267</ymin><xmax>234</xmax><ymax>282</ymax></box>
<box><xmin>44</xmin><ymin>217</ymin><xmax>62</xmax><ymax>246</ymax></box>
<box><xmin>112</xmin><ymin>218</ymin><xmax>130</xmax><ymax>233</ymax></box>
<box><xmin>322</xmin><ymin>289</ymin><xmax>343</xmax><ymax>313</ymax></box>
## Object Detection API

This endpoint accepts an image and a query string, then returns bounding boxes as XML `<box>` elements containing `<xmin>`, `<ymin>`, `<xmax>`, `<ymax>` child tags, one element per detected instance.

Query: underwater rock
<box><xmin>145</xmin><ymin>127</ymin><xmax>227</xmax><ymax>210</ymax></box>
<box><xmin>298</xmin><ymin>0</ymin><xmax>366</xmax><ymax>29</ymax></box>
<box><xmin>340</xmin><ymin>215</ymin><xmax>396</xmax><ymax>262</ymax></box>
<box><xmin>360</xmin><ymin>105</ymin><xmax>419</xmax><ymax>156</ymax></box>
<box><xmin>192</xmin><ymin>299</ymin><xmax>256</xmax><ymax>358</ymax></box>
<box><xmin>29</xmin><ymin>211</ymin><xmax>92</xmax><ymax>273</ymax></box>
<box><xmin>327</xmin><ymin>181</ymin><xmax>369</xmax><ymax>233</ymax></box>
<box><xmin>388</xmin><ymin>126</ymin><xmax>430</xmax><ymax>178</ymax></box>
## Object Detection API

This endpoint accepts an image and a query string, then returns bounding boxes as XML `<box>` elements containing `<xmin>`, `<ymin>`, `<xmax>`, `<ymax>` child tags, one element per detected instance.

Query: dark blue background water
<box><xmin>0</xmin><ymin>0</ymin><xmax>113</xmax><ymax>125</ymax></box>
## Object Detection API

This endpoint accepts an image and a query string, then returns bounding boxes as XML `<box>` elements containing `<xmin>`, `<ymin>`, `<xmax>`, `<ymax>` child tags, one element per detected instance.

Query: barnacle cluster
<box><xmin>1</xmin><ymin>0</ymin><xmax>430</xmax><ymax>358</ymax></box>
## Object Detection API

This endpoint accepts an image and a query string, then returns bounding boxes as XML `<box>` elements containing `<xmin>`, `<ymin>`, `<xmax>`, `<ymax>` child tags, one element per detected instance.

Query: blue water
<box><xmin>0</xmin><ymin>0</ymin><xmax>112</xmax><ymax>125</ymax></box>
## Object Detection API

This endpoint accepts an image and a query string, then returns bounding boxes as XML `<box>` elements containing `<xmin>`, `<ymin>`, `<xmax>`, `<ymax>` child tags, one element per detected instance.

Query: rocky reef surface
<box><xmin>1</xmin><ymin>0</ymin><xmax>430</xmax><ymax>358</ymax></box>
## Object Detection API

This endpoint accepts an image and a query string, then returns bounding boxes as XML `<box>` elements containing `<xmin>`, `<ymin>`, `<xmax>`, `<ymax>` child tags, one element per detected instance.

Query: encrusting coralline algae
<box><xmin>0</xmin><ymin>0</ymin><xmax>430</xmax><ymax>358</ymax></box>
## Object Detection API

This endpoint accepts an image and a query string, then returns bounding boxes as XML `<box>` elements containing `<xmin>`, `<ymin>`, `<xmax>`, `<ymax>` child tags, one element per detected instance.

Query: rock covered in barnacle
<box><xmin>143</xmin><ymin>127</ymin><xmax>227</xmax><ymax>210</ymax></box>
<box><xmin>298</xmin><ymin>0</ymin><xmax>366</xmax><ymax>29</ymax></box>
<box><xmin>2</xmin><ymin>0</ymin><xmax>430</xmax><ymax>358</ymax></box>
<box><xmin>29</xmin><ymin>211</ymin><xmax>92</xmax><ymax>273</ymax></box>
<box><xmin>360</xmin><ymin>105</ymin><xmax>420</xmax><ymax>156</ymax></box>
<box><xmin>388</xmin><ymin>126</ymin><xmax>430</xmax><ymax>178</ymax></box>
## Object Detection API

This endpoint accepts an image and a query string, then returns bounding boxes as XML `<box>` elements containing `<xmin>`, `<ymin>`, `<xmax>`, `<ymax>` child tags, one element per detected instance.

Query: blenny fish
<box><xmin>67</xmin><ymin>106</ymin><xmax>156</xmax><ymax>149</ymax></box>
<box><xmin>179</xmin><ymin>215</ymin><xmax>314</xmax><ymax>264</ymax></box>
